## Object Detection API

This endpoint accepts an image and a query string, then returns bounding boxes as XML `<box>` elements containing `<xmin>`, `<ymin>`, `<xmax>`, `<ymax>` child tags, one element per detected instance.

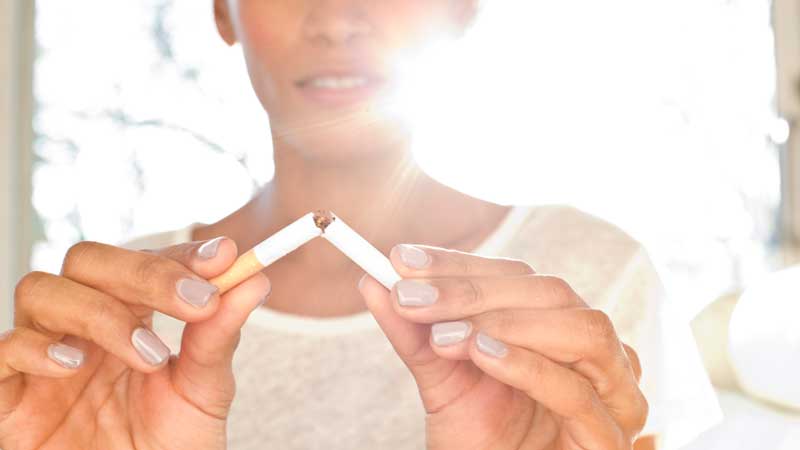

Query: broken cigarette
<box><xmin>209</xmin><ymin>211</ymin><xmax>401</xmax><ymax>294</ymax></box>
<box><xmin>209</xmin><ymin>212</ymin><xmax>321</xmax><ymax>293</ymax></box>
<box><xmin>320</xmin><ymin>212</ymin><xmax>402</xmax><ymax>290</ymax></box>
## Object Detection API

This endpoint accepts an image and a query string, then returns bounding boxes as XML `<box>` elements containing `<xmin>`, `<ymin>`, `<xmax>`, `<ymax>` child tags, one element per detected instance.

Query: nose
<box><xmin>304</xmin><ymin>0</ymin><xmax>372</xmax><ymax>47</ymax></box>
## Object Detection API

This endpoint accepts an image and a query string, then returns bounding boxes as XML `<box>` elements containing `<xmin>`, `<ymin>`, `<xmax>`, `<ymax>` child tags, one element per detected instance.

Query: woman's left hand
<box><xmin>358</xmin><ymin>245</ymin><xmax>648</xmax><ymax>450</ymax></box>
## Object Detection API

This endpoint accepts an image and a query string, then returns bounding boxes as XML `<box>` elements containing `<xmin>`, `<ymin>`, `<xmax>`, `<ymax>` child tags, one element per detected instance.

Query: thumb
<box><xmin>173</xmin><ymin>268</ymin><xmax>270</xmax><ymax>418</ymax></box>
<box><xmin>358</xmin><ymin>274</ymin><xmax>462</xmax><ymax>413</ymax></box>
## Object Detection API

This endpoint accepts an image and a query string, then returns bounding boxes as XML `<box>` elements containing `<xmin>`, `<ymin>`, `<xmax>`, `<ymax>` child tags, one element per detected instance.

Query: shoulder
<box><xmin>505</xmin><ymin>205</ymin><xmax>660</xmax><ymax>312</ymax></box>
<box><xmin>118</xmin><ymin>224</ymin><xmax>197</xmax><ymax>251</ymax></box>
<box><xmin>508</xmin><ymin>204</ymin><xmax>647</xmax><ymax>271</ymax></box>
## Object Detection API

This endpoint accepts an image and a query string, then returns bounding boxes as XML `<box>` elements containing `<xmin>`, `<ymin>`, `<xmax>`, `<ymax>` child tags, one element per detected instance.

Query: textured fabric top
<box><xmin>121</xmin><ymin>204</ymin><xmax>720</xmax><ymax>450</ymax></box>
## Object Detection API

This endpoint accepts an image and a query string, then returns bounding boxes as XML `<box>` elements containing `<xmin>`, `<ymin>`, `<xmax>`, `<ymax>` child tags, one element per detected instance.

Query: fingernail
<box><xmin>396</xmin><ymin>280</ymin><xmax>438</xmax><ymax>307</ymax></box>
<box><xmin>256</xmin><ymin>285</ymin><xmax>272</xmax><ymax>309</ymax></box>
<box><xmin>131</xmin><ymin>327</ymin><xmax>170</xmax><ymax>366</ymax></box>
<box><xmin>397</xmin><ymin>244</ymin><xmax>431</xmax><ymax>269</ymax></box>
<box><xmin>197</xmin><ymin>236</ymin><xmax>224</xmax><ymax>260</ymax></box>
<box><xmin>357</xmin><ymin>273</ymin><xmax>368</xmax><ymax>290</ymax></box>
<box><xmin>176</xmin><ymin>278</ymin><xmax>218</xmax><ymax>308</ymax></box>
<box><xmin>47</xmin><ymin>343</ymin><xmax>85</xmax><ymax>369</ymax></box>
<box><xmin>432</xmin><ymin>321</ymin><xmax>472</xmax><ymax>346</ymax></box>
<box><xmin>0</xmin><ymin>329</ymin><xmax>12</xmax><ymax>341</ymax></box>
<box><xmin>476</xmin><ymin>331</ymin><xmax>508</xmax><ymax>358</ymax></box>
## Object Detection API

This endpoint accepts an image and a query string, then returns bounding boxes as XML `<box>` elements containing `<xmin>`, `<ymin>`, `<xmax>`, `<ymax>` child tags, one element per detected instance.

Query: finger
<box><xmin>465</xmin><ymin>309</ymin><xmax>646</xmax><ymax>434</ymax></box>
<box><xmin>427</xmin><ymin>309</ymin><xmax>648</xmax><ymax>435</ymax></box>
<box><xmin>390</xmin><ymin>275</ymin><xmax>584</xmax><ymax>324</ymax></box>
<box><xmin>0</xmin><ymin>327</ymin><xmax>87</xmax><ymax>415</ymax></box>
<box><xmin>148</xmin><ymin>236</ymin><xmax>238</xmax><ymax>280</ymax></box>
<box><xmin>623</xmin><ymin>343</ymin><xmax>643</xmax><ymax>382</ymax></box>
<box><xmin>0</xmin><ymin>327</ymin><xmax>84</xmax><ymax>379</ymax></box>
<box><xmin>59</xmin><ymin>241</ymin><xmax>227</xmax><ymax>321</ymax></box>
<box><xmin>468</xmin><ymin>333</ymin><xmax>626</xmax><ymax>449</ymax></box>
<box><xmin>390</xmin><ymin>244</ymin><xmax>535</xmax><ymax>278</ymax></box>
<box><xmin>14</xmin><ymin>272</ymin><xmax>171</xmax><ymax>373</ymax></box>
<box><xmin>358</xmin><ymin>274</ymin><xmax>471</xmax><ymax>414</ymax></box>
<box><xmin>173</xmin><ymin>271</ymin><xmax>270</xmax><ymax>419</ymax></box>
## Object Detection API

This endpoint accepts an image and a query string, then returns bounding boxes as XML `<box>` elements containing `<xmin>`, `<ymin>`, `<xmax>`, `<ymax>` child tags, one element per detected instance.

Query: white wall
<box><xmin>0</xmin><ymin>0</ymin><xmax>35</xmax><ymax>330</ymax></box>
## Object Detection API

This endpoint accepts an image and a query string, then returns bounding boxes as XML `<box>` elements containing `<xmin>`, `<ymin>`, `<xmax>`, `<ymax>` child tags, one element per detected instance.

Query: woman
<box><xmin>0</xmin><ymin>1</ymin><xmax>715</xmax><ymax>449</ymax></box>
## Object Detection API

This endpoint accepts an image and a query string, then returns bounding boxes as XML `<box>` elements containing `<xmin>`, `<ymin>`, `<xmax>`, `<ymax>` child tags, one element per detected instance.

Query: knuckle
<box><xmin>458</xmin><ymin>278</ymin><xmax>486</xmax><ymax>312</ymax></box>
<box><xmin>623</xmin><ymin>343</ymin><xmax>643</xmax><ymax>381</ymax></box>
<box><xmin>61</xmin><ymin>241</ymin><xmax>98</xmax><ymax>276</ymax></box>
<box><xmin>542</xmin><ymin>276</ymin><xmax>576</xmax><ymax>305</ymax></box>
<box><xmin>134</xmin><ymin>253</ymin><xmax>176</xmax><ymax>287</ymax></box>
<box><xmin>14</xmin><ymin>271</ymin><xmax>50</xmax><ymax>310</ymax></box>
<box><xmin>583</xmin><ymin>310</ymin><xmax>618</xmax><ymax>352</ymax></box>
<box><xmin>80</xmin><ymin>295</ymin><xmax>117</xmax><ymax>339</ymax></box>
<box><xmin>507</xmin><ymin>258</ymin><xmax>536</xmax><ymax>275</ymax></box>
<box><xmin>444</xmin><ymin>250</ymin><xmax>473</xmax><ymax>276</ymax></box>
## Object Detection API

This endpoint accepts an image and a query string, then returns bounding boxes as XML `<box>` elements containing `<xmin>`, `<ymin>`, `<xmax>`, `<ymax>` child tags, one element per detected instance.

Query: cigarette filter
<box><xmin>209</xmin><ymin>210</ymin><xmax>401</xmax><ymax>295</ymax></box>
<box><xmin>210</xmin><ymin>212</ymin><xmax>321</xmax><ymax>293</ymax></box>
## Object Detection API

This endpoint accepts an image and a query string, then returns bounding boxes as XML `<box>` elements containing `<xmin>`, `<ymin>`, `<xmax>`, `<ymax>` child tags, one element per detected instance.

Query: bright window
<box><xmin>32</xmin><ymin>0</ymin><xmax>781</xmax><ymax>319</ymax></box>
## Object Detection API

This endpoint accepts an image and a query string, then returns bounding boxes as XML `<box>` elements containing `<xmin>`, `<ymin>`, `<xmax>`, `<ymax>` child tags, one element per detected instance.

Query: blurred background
<box><xmin>1</xmin><ymin>0</ymin><xmax>798</xmax><ymax>448</ymax></box>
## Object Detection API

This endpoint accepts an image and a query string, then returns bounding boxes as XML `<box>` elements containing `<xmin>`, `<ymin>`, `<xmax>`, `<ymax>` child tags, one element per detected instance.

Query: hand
<box><xmin>0</xmin><ymin>239</ymin><xmax>270</xmax><ymax>450</ymax></box>
<box><xmin>359</xmin><ymin>245</ymin><xmax>648</xmax><ymax>450</ymax></box>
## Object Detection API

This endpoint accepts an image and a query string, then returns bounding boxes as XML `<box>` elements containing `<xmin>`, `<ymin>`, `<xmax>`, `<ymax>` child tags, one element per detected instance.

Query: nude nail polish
<box><xmin>176</xmin><ymin>278</ymin><xmax>218</xmax><ymax>308</ymax></box>
<box><xmin>432</xmin><ymin>321</ymin><xmax>472</xmax><ymax>346</ymax></box>
<box><xmin>397</xmin><ymin>244</ymin><xmax>431</xmax><ymax>269</ymax></box>
<box><xmin>131</xmin><ymin>327</ymin><xmax>170</xmax><ymax>366</ymax></box>
<box><xmin>476</xmin><ymin>331</ymin><xmax>508</xmax><ymax>358</ymax></box>
<box><xmin>47</xmin><ymin>343</ymin><xmax>85</xmax><ymax>369</ymax></box>
<box><xmin>396</xmin><ymin>280</ymin><xmax>439</xmax><ymax>306</ymax></box>
<box><xmin>197</xmin><ymin>237</ymin><xmax>224</xmax><ymax>260</ymax></box>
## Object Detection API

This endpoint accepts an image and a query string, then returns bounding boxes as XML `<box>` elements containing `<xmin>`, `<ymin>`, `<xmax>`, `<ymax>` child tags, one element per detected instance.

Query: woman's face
<box><xmin>215</xmin><ymin>0</ymin><xmax>473</xmax><ymax>162</ymax></box>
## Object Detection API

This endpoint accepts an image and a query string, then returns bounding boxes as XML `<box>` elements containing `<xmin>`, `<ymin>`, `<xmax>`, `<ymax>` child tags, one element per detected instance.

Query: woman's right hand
<box><xmin>0</xmin><ymin>238</ymin><xmax>270</xmax><ymax>450</ymax></box>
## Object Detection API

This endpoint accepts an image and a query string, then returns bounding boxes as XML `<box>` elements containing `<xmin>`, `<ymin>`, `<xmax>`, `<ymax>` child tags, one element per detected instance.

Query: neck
<box><xmin>243</xmin><ymin>137</ymin><xmax>501</xmax><ymax>271</ymax></box>
<box><xmin>197</xmin><ymin>138</ymin><xmax>511</xmax><ymax>317</ymax></box>
<box><xmin>270</xmin><ymin>139</ymin><xmax>422</xmax><ymax>234</ymax></box>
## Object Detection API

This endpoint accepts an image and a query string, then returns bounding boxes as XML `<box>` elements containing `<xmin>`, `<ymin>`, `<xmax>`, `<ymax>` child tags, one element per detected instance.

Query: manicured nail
<box><xmin>197</xmin><ymin>236</ymin><xmax>224</xmax><ymax>260</ymax></box>
<box><xmin>176</xmin><ymin>278</ymin><xmax>218</xmax><ymax>308</ymax></box>
<box><xmin>432</xmin><ymin>321</ymin><xmax>472</xmax><ymax>346</ymax></box>
<box><xmin>131</xmin><ymin>327</ymin><xmax>170</xmax><ymax>366</ymax></box>
<box><xmin>0</xmin><ymin>329</ymin><xmax>12</xmax><ymax>341</ymax></box>
<box><xmin>256</xmin><ymin>285</ymin><xmax>272</xmax><ymax>309</ymax></box>
<box><xmin>476</xmin><ymin>331</ymin><xmax>508</xmax><ymax>358</ymax></box>
<box><xmin>397</xmin><ymin>244</ymin><xmax>431</xmax><ymax>269</ymax></box>
<box><xmin>47</xmin><ymin>343</ymin><xmax>85</xmax><ymax>369</ymax></box>
<box><xmin>396</xmin><ymin>280</ymin><xmax>439</xmax><ymax>306</ymax></box>
<box><xmin>357</xmin><ymin>273</ymin><xmax>368</xmax><ymax>290</ymax></box>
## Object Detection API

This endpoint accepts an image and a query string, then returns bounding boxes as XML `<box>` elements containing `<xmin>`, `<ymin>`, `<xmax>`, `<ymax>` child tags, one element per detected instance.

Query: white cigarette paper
<box><xmin>252</xmin><ymin>212</ymin><xmax>322</xmax><ymax>267</ymax></box>
<box><xmin>211</xmin><ymin>210</ymin><xmax>400</xmax><ymax>294</ymax></box>
<box><xmin>210</xmin><ymin>212</ymin><xmax>321</xmax><ymax>293</ymax></box>
<box><xmin>321</xmin><ymin>213</ymin><xmax>402</xmax><ymax>290</ymax></box>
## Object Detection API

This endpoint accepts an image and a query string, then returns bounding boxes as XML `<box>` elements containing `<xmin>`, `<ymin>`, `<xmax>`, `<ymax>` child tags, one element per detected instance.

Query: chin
<box><xmin>278</xmin><ymin>109</ymin><xmax>413</xmax><ymax>165</ymax></box>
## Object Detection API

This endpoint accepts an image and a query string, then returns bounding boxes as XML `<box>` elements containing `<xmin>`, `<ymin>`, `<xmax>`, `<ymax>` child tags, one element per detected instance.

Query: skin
<box><xmin>0</xmin><ymin>0</ymin><xmax>655</xmax><ymax>448</ymax></box>
<box><xmin>361</xmin><ymin>247</ymin><xmax>653</xmax><ymax>449</ymax></box>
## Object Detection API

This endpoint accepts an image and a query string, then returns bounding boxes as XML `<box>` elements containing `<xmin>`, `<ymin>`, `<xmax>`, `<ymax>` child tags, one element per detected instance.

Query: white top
<box><xmin>121</xmin><ymin>205</ymin><xmax>720</xmax><ymax>450</ymax></box>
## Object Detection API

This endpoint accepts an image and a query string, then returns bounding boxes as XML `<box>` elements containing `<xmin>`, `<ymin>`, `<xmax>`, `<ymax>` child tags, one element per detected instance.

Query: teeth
<box><xmin>308</xmin><ymin>76</ymin><xmax>368</xmax><ymax>90</ymax></box>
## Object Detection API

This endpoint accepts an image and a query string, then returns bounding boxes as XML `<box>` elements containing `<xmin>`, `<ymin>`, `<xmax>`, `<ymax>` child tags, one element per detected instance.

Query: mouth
<box><xmin>295</xmin><ymin>72</ymin><xmax>387</xmax><ymax>108</ymax></box>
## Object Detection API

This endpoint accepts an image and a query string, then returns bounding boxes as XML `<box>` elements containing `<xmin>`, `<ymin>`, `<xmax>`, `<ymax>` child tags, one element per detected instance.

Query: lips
<box><xmin>295</xmin><ymin>71</ymin><xmax>387</xmax><ymax>108</ymax></box>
